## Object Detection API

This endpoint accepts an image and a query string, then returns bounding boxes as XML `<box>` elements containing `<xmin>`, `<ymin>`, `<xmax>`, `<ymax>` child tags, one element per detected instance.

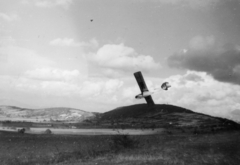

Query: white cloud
<box><xmin>0</xmin><ymin>67</ymin><xmax>124</xmax><ymax>102</ymax></box>
<box><xmin>11</xmin><ymin>75</ymin><xmax>124</xmax><ymax>103</ymax></box>
<box><xmin>49</xmin><ymin>38</ymin><xmax>83</xmax><ymax>47</ymax></box>
<box><xmin>157</xmin><ymin>0</ymin><xmax>221</xmax><ymax>9</ymax></box>
<box><xmin>189</xmin><ymin>35</ymin><xmax>215</xmax><ymax>50</ymax></box>
<box><xmin>80</xmin><ymin>78</ymin><xmax>124</xmax><ymax>99</ymax></box>
<box><xmin>14</xmin><ymin>77</ymin><xmax>80</xmax><ymax>96</ymax></box>
<box><xmin>153</xmin><ymin>71</ymin><xmax>240</xmax><ymax>119</ymax></box>
<box><xmin>104</xmin><ymin>79</ymin><xmax>124</xmax><ymax>94</ymax></box>
<box><xmin>0</xmin><ymin>46</ymin><xmax>54</xmax><ymax>75</ymax></box>
<box><xmin>121</xmin><ymin>86</ymin><xmax>140</xmax><ymax>104</ymax></box>
<box><xmin>49</xmin><ymin>38</ymin><xmax>98</xmax><ymax>48</ymax></box>
<box><xmin>0</xmin><ymin>13</ymin><xmax>19</xmax><ymax>22</ymax></box>
<box><xmin>89</xmin><ymin>44</ymin><xmax>160</xmax><ymax>76</ymax></box>
<box><xmin>0</xmin><ymin>36</ymin><xmax>16</xmax><ymax>46</ymax></box>
<box><xmin>88</xmin><ymin>38</ymin><xmax>99</xmax><ymax>48</ymax></box>
<box><xmin>24</xmin><ymin>68</ymin><xmax>80</xmax><ymax>81</ymax></box>
<box><xmin>28</xmin><ymin>0</ymin><xmax>73</xmax><ymax>9</ymax></box>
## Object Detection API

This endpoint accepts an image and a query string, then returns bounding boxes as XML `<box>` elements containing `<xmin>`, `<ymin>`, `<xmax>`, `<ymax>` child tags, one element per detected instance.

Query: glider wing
<box><xmin>134</xmin><ymin>71</ymin><xmax>155</xmax><ymax>105</ymax></box>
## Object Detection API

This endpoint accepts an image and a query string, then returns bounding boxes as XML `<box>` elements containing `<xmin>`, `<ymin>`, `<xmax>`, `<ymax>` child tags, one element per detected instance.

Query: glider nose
<box><xmin>135</xmin><ymin>94</ymin><xmax>142</xmax><ymax>99</ymax></box>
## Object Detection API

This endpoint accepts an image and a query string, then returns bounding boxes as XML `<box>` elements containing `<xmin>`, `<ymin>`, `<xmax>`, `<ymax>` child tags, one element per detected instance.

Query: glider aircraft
<box><xmin>134</xmin><ymin>71</ymin><xmax>171</xmax><ymax>105</ymax></box>
<box><xmin>134</xmin><ymin>71</ymin><xmax>155</xmax><ymax>105</ymax></box>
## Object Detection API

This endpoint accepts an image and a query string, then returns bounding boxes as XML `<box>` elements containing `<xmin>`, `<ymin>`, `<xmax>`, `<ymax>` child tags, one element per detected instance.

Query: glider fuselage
<box><xmin>135</xmin><ymin>91</ymin><xmax>154</xmax><ymax>99</ymax></box>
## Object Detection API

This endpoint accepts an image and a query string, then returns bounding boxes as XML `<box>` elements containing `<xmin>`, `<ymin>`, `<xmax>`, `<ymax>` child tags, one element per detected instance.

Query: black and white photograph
<box><xmin>0</xmin><ymin>0</ymin><xmax>240</xmax><ymax>164</ymax></box>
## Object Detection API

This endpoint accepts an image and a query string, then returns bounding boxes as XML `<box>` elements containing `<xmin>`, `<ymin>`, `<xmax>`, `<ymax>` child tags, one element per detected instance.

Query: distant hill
<box><xmin>0</xmin><ymin>106</ymin><xmax>95</xmax><ymax>122</ymax></box>
<box><xmin>99</xmin><ymin>104</ymin><xmax>240</xmax><ymax>131</ymax></box>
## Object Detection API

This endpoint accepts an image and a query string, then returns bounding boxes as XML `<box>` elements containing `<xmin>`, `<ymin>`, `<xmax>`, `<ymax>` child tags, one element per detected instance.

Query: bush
<box><xmin>18</xmin><ymin>128</ymin><xmax>25</xmax><ymax>134</ymax></box>
<box><xmin>44</xmin><ymin>129</ymin><xmax>52</xmax><ymax>134</ymax></box>
<box><xmin>109</xmin><ymin>135</ymin><xmax>139</xmax><ymax>153</ymax></box>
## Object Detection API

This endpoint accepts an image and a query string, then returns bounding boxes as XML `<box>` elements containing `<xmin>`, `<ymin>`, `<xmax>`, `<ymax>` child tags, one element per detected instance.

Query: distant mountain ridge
<box><xmin>0</xmin><ymin>106</ymin><xmax>95</xmax><ymax>122</ymax></box>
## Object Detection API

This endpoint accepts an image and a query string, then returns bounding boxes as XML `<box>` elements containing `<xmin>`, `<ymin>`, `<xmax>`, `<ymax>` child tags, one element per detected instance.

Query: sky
<box><xmin>0</xmin><ymin>0</ymin><xmax>240</xmax><ymax>121</ymax></box>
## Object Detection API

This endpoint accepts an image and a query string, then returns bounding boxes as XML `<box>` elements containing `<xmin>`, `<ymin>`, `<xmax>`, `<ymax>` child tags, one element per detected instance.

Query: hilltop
<box><xmin>101</xmin><ymin>104</ymin><xmax>192</xmax><ymax>119</ymax></box>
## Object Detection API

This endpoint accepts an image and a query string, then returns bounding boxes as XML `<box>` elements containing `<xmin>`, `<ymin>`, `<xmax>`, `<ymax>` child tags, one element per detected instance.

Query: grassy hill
<box><xmin>99</xmin><ymin>104</ymin><xmax>240</xmax><ymax>132</ymax></box>
<box><xmin>102</xmin><ymin>104</ymin><xmax>192</xmax><ymax>119</ymax></box>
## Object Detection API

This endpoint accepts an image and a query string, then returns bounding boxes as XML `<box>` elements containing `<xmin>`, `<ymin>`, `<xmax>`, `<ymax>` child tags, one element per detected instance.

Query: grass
<box><xmin>0</xmin><ymin>130</ymin><xmax>240</xmax><ymax>165</ymax></box>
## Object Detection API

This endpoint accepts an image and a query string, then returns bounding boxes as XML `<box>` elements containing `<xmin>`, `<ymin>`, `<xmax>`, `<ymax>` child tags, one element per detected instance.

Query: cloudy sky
<box><xmin>0</xmin><ymin>0</ymin><xmax>240</xmax><ymax>120</ymax></box>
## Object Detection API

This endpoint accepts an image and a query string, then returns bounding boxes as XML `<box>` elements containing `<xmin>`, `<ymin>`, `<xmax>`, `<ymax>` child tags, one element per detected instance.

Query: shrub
<box><xmin>44</xmin><ymin>129</ymin><xmax>52</xmax><ymax>134</ymax></box>
<box><xmin>109</xmin><ymin>135</ymin><xmax>139</xmax><ymax>153</ymax></box>
<box><xmin>18</xmin><ymin>128</ymin><xmax>25</xmax><ymax>134</ymax></box>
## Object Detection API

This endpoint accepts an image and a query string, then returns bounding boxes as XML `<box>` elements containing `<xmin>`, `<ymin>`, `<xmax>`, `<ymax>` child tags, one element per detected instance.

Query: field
<box><xmin>0</xmin><ymin>126</ymin><xmax>164</xmax><ymax>135</ymax></box>
<box><xmin>1</xmin><ymin>129</ymin><xmax>240</xmax><ymax>165</ymax></box>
